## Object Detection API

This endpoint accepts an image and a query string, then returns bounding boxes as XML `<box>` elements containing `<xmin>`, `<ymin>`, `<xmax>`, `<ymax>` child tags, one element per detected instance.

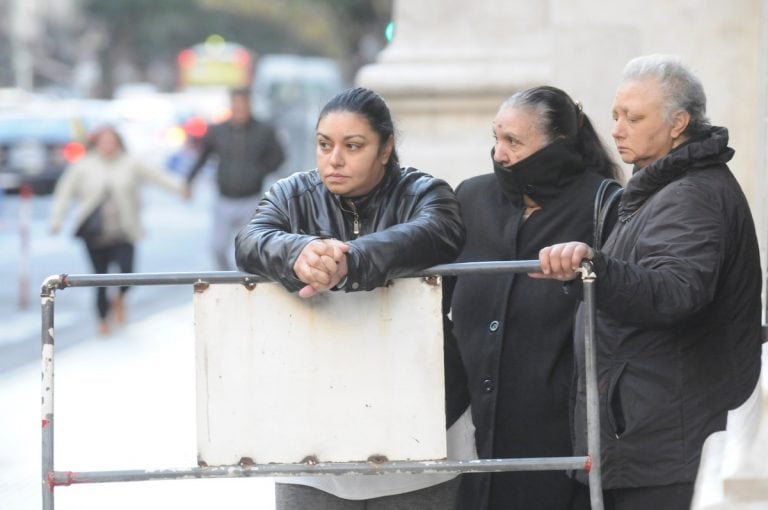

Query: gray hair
<box><xmin>498</xmin><ymin>89</ymin><xmax>559</xmax><ymax>145</ymax></box>
<box><xmin>496</xmin><ymin>85</ymin><xmax>622</xmax><ymax>180</ymax></box>
<box><xmin>622</xmin><ymin>54</ymin><xmax>710</xmax><ymax>135</ymax></box>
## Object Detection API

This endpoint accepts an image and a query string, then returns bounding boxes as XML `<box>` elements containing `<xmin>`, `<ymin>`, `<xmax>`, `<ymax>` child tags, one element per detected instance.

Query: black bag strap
<box><xmin>593</xmin><ymin>179</ymin><xmax>623</xmax><ymax>250</ymax></box>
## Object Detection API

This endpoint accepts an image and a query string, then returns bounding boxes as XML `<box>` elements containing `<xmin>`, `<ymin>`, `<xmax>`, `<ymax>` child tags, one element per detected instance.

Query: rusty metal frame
<box><xmin>40</xmin><ymin>260</ymin><xmax>604</xmax><ymax>510</ymax></box>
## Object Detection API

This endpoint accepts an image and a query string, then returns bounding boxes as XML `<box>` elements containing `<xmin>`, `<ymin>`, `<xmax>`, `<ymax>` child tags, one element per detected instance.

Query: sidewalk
<box><xmin>0</xmin><ymin>302</ymin><xmax>275</xmax><ymax>509</ymax></box>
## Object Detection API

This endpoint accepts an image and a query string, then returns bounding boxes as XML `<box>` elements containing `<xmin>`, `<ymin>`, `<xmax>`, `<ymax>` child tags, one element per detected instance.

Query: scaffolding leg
<box><xmin>42</xmin><ymin>286</ymin><xmax>56</xmax><ymax>510</ymax></box>
<box><xmin>582</xmin><ymin>264</ymin><xmax>604</xmax><ymax>510</ymax></box>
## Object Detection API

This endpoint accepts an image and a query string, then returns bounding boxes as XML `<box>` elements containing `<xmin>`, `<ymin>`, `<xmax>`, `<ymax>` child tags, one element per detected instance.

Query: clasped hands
<box><xmin>293</xmin><ymin>239</ymin><xmax>350</xmax><ymax>299</ymax></box>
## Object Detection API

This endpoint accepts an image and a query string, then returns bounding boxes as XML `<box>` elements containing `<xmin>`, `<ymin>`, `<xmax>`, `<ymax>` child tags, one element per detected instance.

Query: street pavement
<box><xmin>0</xmin><ymin>178</ymin><xmax>219</xmax><ymax>371</ymax></box>
<box><xmin>0</xmin><ymin>302</ymin><xmax>276</xmax><ymax>509</ymax></box>
<box><xmin>0</xmin><ymin>178</ymin><xmax>277</xmax><ymax>508</ymax></box>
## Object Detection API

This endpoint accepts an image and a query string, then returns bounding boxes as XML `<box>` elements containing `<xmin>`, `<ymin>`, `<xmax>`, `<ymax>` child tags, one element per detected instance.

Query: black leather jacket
<box><xmin>235</xmin><ymin>166</ymin><xmax>466</xmax><ymax>292</ymax></box>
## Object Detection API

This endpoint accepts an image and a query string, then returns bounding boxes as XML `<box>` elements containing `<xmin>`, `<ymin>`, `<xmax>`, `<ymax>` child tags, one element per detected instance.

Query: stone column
<box><xmin>357</xmin><ymin>0</ymin><xmax>553</xmax><ymax>186</ymax></box>
<box><xmin>358</xmin><ymin>1</ymin><xmax>766</xmax><ymax>260</ymax></box>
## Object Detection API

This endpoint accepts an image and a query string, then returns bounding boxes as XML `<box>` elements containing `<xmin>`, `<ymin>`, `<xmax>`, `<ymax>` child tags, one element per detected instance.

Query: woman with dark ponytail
<box><xmin>497</xmin><ymin>85</ymin><xmax>621</xmax><ymax>180</ymax></box>
<box><xmin>236</xmin><ymin>87</ymin><xmax>465</xmax><ymax>298</ymax></box>
<box><xmin>236</xmin><ymin>87</ymin><xmax>470</xmax><ymax>509</ymax></box>
<box><xmin>445</xmin><ymin>85</ymin><xmax>622</xmax><ymax>509</ymax></box>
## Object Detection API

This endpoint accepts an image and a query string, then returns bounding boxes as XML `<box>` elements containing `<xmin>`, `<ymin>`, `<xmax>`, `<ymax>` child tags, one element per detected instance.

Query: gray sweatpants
<box><xmin>275</xmin><ymin>477</ymin><xmax>460</xmax><ymax>510</ymax></box>
<box><xmin>210</xmin><ymin>194</ymin><xmax>260</xmax><ymax>271</ymax></box>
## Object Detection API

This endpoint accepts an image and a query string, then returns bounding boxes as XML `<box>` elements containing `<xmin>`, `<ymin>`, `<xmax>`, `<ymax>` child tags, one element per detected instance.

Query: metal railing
<box><xmin>40</xmin><ymin>260</ymin><xmax>604</xmax><ymax>510</ymax></box>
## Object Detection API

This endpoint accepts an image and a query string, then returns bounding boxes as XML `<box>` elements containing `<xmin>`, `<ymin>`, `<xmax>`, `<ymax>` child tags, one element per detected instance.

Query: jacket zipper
<box><xmin>342</xmin><ymin>199</ymin><xmax>360</xmax><ymax>238</ymax></box>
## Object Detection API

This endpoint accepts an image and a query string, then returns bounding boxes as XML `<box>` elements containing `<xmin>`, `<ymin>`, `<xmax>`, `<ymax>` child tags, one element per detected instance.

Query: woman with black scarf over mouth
<box><xmin>444</xmin><ymin>86</ymin><xmax>622</xmax><ymax>509</ymax></box>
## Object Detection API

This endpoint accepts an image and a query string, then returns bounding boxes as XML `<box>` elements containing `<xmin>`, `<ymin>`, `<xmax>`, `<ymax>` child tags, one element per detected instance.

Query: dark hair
<box><xmin>87</xmin><ymin>124</ymin><xmax>126</xmax><ymax>152</ymax></box>
<box><xmin>500</xmin><ymin>86</ymin><xmax>622</xmax><ymax>180</ymax></box>
<box><xmin>317</xmin><ymin>87</ymin><xmax>400</xmax><ymax>173</ymax></box>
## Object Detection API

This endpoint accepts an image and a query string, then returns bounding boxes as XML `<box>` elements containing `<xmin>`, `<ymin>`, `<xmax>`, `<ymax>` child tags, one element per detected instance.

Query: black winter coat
<box><xmin>447</xmin><ymin>140</ymin><xmax>615</xmax><ymax>509</ymax></box>
<box><xmin>572</xmin><ymin>127</ymin><xmax>762</xmax><ymax>488</ymax></box>
<box><xmin>235</xmin><ymin>166</ymin><xmax>466</xmax><ymax>293</ymax></box>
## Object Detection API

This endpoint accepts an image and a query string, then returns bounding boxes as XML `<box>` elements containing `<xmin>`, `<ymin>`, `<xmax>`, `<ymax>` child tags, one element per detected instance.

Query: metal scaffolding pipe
<box><xmin>41</xmin><ymin>260</ymin><xmax>544</xmax><ymax>292</ymax></box>
<box><xmin>50</xmin><ymin>456</ymin><xmax>590</xmax><ymax>486</ymax></box>
<box><xmin>580</xmin><ymin>261</ymin><xmax>604</xmax><ymax>510</ymax></box>
<box><xmin>43</xmin><ymin>260</ymin><xmax>615</xmax><ymax>510</ymax></box>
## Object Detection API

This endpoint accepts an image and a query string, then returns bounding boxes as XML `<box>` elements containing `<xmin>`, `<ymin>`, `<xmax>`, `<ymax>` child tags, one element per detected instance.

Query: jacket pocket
<box><xmin>606</xmin><ymin>361</ymin><xmax>628</xmax><ymax>438</ymax></box>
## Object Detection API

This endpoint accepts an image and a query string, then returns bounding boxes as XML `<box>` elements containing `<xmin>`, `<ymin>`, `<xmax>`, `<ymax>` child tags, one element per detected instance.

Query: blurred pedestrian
<box><xmin>533</xmin><ymin>54</ymin><xmax>762</xmax><ymax>509</ymax></box>
<box><xmin>49</xmin><ymin>125</ymin><xmax>189</xmax><ymax>336</ymax></box>
<box><xmin>235</xmin><ymin>87</ymin><xmax>471</xmax><ymax>509</ymax></box>
<box><xmin>187</xmin><ymin>87</ymin><xmax>285</xmax><ymax>270</ymax></box>
<box><xmin>446</xmin><ymin>86</ymin><xmax>623</xmax><ymax>510</ymax></box>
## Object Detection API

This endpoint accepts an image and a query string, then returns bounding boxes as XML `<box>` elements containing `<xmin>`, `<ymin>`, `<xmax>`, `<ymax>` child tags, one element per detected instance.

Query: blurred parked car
<box><xmin>0</xmin><ymin>113</ymin><xmax>89</xmax><ymax>195</ymax></box>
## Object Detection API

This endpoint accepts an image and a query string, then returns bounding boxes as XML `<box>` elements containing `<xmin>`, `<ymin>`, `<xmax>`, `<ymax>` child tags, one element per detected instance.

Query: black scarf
<box><xmin>492</xmin><ymin>139</ymin><xmax>586</xmax><ymax>208</ymax></box>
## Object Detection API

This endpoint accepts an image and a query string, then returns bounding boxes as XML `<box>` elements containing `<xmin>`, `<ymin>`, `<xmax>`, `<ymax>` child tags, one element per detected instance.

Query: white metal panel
<box><xmin>194</xmin><ymin>278</ymin><xmax>447</xmax><ymax>466</ymax></box>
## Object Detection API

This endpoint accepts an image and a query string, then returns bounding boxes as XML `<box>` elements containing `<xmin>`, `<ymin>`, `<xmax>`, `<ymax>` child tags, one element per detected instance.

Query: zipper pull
<box><xmin>344</xmin><ymin>198</ymin><xmax>361</xmax><ymax>237</ymax></box>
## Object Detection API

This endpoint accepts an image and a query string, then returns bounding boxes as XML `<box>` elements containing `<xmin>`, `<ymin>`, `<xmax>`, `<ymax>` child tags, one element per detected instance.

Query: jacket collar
<box><xmin>619</xmin><ymin>126</ymin><xmax>733</xmax><ymax>220</ymax></box>
<box><xmin>334</xmin><ymin>167</ymin><xmax>398</xmax><ymax>212</ymax></box>
<box><xmin>493</xmin><ymin>138</ymin><xmax>585</xmax><ymax>208</ymax></box>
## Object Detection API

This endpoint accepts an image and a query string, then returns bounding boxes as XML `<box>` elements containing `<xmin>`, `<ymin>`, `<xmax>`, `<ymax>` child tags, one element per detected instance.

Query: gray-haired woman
<box><xmin>535</xmin><ymin>54</ymin><xmax>762</xmax><ymax>509</ymax></box>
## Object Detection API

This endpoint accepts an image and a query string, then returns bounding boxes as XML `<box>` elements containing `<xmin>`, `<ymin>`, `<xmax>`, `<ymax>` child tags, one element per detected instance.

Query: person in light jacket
<box><xmin>534</xmin><ymin>54</ymin><xmax>762</xmax><ymax>509</ymax></box>
<box><xmin>49</xmin><ymin>125</ymin><xmax>189</xmax><ymax>335</ymax></box>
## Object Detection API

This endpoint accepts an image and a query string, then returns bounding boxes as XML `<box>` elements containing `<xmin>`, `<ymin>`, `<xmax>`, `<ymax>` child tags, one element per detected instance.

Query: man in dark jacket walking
<box><xmin>534</xmin><ymin>54</ymin><xmax>762</xmax><ymax>509</ymax></box>
<box><xmin>187</xmin><ymin>88</ymin><xmax>285</xmax><ymax>270</ymax></box>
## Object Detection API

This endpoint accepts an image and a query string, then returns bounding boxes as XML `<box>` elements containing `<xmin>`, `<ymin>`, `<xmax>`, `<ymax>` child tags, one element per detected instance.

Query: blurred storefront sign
<box><xmin>177</xmin><ymin>36</ymin><xmax>253</xmax><ymax>90</ymax></box>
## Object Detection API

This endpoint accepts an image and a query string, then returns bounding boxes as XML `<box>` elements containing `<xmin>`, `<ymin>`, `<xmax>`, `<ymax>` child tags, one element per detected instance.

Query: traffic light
<box><xmin>385</xmin><ymin>21</ymin><xmax>395</xmax><ymax>43</ymax></box>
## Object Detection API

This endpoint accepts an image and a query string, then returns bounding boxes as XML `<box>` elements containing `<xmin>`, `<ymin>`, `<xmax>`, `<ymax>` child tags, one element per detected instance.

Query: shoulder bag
<box><xmin>75</xmin><ymin>199</ymin><xmax>106</xmax><ymax>239</ymax></box>
<box><xmin>593</xmin><ymin>179</ymin><xmax>623</xmax><ymax>250</ymax></box>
